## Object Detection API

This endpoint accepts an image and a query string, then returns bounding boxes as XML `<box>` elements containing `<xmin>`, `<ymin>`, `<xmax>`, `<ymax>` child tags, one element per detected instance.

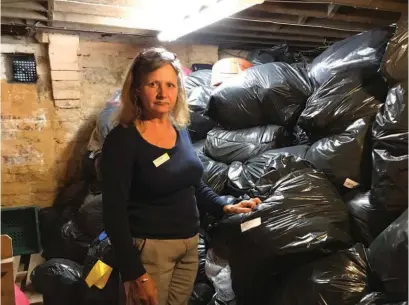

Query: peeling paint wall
<box><xmin>1</xmin><ymin>35</ymin><xmax>220</xmax><ymax>208</ymax></box>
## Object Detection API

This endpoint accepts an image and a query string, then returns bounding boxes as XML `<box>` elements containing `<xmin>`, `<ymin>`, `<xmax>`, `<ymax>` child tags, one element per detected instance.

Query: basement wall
<box><xmin>1</xmin><ymin>33</ymin><xmax>219</xmax><ymax>207</ymax></box>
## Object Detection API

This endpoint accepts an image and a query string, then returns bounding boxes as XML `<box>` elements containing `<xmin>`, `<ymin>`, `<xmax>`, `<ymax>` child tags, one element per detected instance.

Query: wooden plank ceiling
<box><xmin>1</xmin><ymin>0</ymin><xmax>406</xmax><ymax>53</ymax></box>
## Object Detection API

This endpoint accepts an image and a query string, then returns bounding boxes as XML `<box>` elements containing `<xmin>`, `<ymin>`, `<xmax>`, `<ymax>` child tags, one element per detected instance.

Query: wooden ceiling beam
<box><xmin>48</xmin><ymin>0</ymin><xmax>54</xmax><ymax>23</ymax></box>
<box><xmin>1</xmin><ymin>17</ymin><xmax>26</xmax><ymax>25</ymax></box>
<box><xmin>214</xmin><ymin>20</ymin><xmax>352</xmax><ymax>38</ymax></box>
<box><xmin>182</xmin><ymin>34</ymin><xmax>326</xmax><ymax>48</ymax></box>
<box><xmin>52</xmin><ymin>11</ymin><xmax>157</xmax><ymax>30</ymax></box>
<box><xmin>64</xmin><ymin>0</ymin><xmax>145</xmax><ymax>5</ymax></box>
<box><xmin>50</xmin><ymin>20</ymin><xmax>154</xmax><ymax>36</ymax></box>
<box><xmin>1</xmin><ymin>1</ymin><xmax>47</xmax><ymax>12</ymax></box>
<box><xmin>53</xmin><ymin>0</ymin><xmax>129</xmax><ymax>18</ymax></box>
<box><xmin>197</xmin><ymin>28</ymin><xmax>335</xmax><ymax>43</ymax></box>
<box><xmin>231</xmin><ymin>12</ymin><xmax>374</xmax><ymax>32</ymax></box>
<box><xmin>264</xmin><ymin>0</ymin><xmax>407</xmax><ymax>13</ymax></box>
<box><xmin>62</xmin><ymin>0</ymin><xmax>408</xmax><ymax>13</ymax></box>
<box><xmin>30</xmin><ymin>22</ymin><xmax>156</xmax><ymax>45</ymax></box>
<box><xmin>219</xmin><ymin>44</ymin><xmax>324</xmax><ymax>53</ymax></box>
<box><xmin>251</xmin><ymin>2</ymin><xmax>395</xmax><ymax>25</ymax></box>
<box><xmin>1</xmin><ymin>8</ymin><xmax>48</xmax><ymax>21</ymax></box>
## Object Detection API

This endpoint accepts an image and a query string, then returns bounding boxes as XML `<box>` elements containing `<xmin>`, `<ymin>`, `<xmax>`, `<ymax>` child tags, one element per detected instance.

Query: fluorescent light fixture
<box><xmin>157</xmin><ymin>0</ymin><xmax>264</xmax><ymax>42</ymax></box>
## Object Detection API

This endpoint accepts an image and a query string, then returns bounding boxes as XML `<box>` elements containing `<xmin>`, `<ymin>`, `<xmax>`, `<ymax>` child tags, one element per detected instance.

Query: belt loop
<box><xmin>184</xmin><ymin>237</ymin><xmax>189</xmax><ymax>253</ymax></box>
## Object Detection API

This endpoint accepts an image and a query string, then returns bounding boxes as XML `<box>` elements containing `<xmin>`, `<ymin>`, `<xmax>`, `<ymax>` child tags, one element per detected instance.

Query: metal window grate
<box><xmin>11</xmin><ymin>54</ymin><xmax>38</xmax><ymax>83</ymax></box>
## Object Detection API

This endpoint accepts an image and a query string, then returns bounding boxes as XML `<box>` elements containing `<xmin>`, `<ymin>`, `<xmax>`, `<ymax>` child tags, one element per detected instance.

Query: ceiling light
<box><xmin>157</xmin><ymin>0</ymin><xmax>264</xmax><ymax>42</ymax></box>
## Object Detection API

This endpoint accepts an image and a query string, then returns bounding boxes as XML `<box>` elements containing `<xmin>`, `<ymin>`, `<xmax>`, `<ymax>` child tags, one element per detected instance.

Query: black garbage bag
<box><xmin>193</xmin><ymin>139</ymin><xmax>205</xmax><ymax>154</ymax></box>
<box><xmin>305</xmin><ymin>118</ymin><xmax>372</xmax><ymax>191</ymax></box>
<box><xmin>344</xmin><ymin>190</ymin><xmax>395</xmax><ymax>246</ymax></box>
<box><xmin>189</xmin><ymin>283</ymin><xmax>215</xmax><ymax>305</ymax></box>
<box><xmin>308</xmin><ymin>27</ymin><xmax>393</xmax><ymax>86</ymax></box>
<box><xmin>246</xmin><ymin>45</ymin><xmax>295</xmax><ymax>65</ymax></box>
<box><xmin>371</xmin><ymin>84</ymin><xmax>408</xmax><ymax>215</ymax></box>
<box><xmin>247</xmin><ymin>156</ymin><xmax>313</xmax><ymax>198</ymax></box>
<box><xmin>291</xmin><ymin>61</ymin><xmax>308</xmax><ymax>69</ymax></box>
<box><xmin>291</xmin><ymin>61</ymin><xmax>310</xmax><ymax>79</ymax></box>
<box><xmin>39</xmin><ymin>207</ymin><xmax>69</xmax><ymax>260</ymax></box>
<box><xmin>207</xmin><ymin>296</ymin><xmax>237</xmax><ymax>305</ymax></box>
<box><xmin>292</xmin><ymin>125</ymin><xmax>311</xmax><ymax>145</ymax></box>
<box><xmin>368</xmin><ymin>210</ymin><xmax>408</xmax><ymax>299</ymax></box>
<box><xmin>197</xmin><ymin>153</ymin><xmax>228</xmax><ymax>194</ymax></box>
<box><xmin>31</xmin><ymin>258</ymin><xmax>83</xmax><ymax>305</ymax></box>
<box><xmin>185</xmin><ymin>69</ymin><xmax>212</xmax><ymax>94</ymax></box>
<box><xmin>371</xmin><ymin>151</ymin><xmax>408</xmax><ymax>215</ymax></box>
<box><xmin>298</xmin><ymin>71</ymin><xmax>387</xmax><ymax>136</ymax></box>
<box><xmin>271</xmin><ymin>244</ymin><xmax>370</xmax><ymax>305</ymax></box>
<box><xmin>227</xmin><ymin>147</ymin><xmax>310</xmax><ymax>196</ymax></box>
<box><xmin>204</xmin><ymin>125</ymin><xmax>292</xmax><ymax>164</ymax></box>
<box><xmin>210</xmin><ymin>167</ymin><xmax>351</xmax><ymax>302</ymax></box>
<box><xmin>372</xmin><ymin>84</ymin><xmax>408</xmax><ymax>153</ymax></box>
<box><xmin>357</xmin><ymin>292</ymin><xmax>408</xmax><ymax>305</ymax></box>
<box><xmin>77</xmin><ymin>194</ymin><xmax>103</xmax><ymax>238</ymax></box>
<box><xmin>82</xmin><ymin>150</ymin><xmax>98</xmax><ymax>182</ymax></box>
<box><xmin>53</xmin><ymin>180</ymin><xmax>89</xmax><ymax>210</ymax></box>
<box><xmin>188</xmin><ymin>85</ymin><xmax>217</xmax><ymax>142</ymax></box>
<box><xmin>196</xmin><ymin>232</ymin><xmax>209</xmax><ymax>283</ymax></box>
<box><xmin>207</xmin><ymin>62</ymin><xmax>313</xmax><ymax>129</ymax></box>
<box><xmin>81</xmin><ymin>233</ymin><xmax>125</xmax><ymax>305</ymax></box>
<box><xmin>61</xmin><ymin>220</ymin><xmax>93</xmax><ymax>264</ymax></box>
<box><xmin>381</xmin><ymin>15</ymin><xmax>408</xmax><ymax>85</ymax></box>
<box><xmin>205</xmin><ymin>249</ymin><xmax>235</xmax><ymax>303</ymax></box>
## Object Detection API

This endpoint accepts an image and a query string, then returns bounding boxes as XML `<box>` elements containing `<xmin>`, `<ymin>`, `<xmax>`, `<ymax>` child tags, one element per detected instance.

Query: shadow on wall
<box><xmin>52</xmin><ymin>119</ymin><xmax>96</xmax><ymax>221</ymax></box>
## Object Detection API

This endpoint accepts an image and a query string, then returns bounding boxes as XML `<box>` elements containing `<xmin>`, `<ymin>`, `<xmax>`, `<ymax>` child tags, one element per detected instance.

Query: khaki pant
<box><xmin>134</xmin><ymin>234</ymin><xmax>199</xmax><ymax>305</ymax></box>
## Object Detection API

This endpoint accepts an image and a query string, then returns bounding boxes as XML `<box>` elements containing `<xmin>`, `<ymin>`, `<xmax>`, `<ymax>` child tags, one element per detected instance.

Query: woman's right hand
<box><xmin>124</xmin><ymin>273</ymin><xmax>158</xmax><ymax>305</ymax></box>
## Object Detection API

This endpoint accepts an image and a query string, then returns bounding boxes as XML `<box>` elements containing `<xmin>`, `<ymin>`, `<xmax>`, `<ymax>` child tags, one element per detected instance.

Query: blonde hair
<box><xmin>118</xmin><ymin>47</ymin><xmax>190</xmax><ymax>129</ymax></box>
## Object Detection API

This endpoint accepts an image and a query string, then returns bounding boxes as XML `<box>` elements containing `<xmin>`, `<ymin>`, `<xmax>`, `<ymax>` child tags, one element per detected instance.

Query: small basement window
<box><xmin>8</xmin><ymin>53</ymin><xmax>38</xmax><ymax>83</ymax></box>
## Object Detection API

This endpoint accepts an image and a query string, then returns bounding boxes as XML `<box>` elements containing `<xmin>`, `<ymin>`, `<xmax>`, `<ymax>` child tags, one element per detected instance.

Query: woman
<box><xmin>101</xmin><ymin>47</ymin><xmax>261</xmax><ymax>305</ymax></box>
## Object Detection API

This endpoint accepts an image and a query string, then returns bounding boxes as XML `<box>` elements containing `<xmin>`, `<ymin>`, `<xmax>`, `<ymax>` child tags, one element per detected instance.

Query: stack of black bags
<box><xmin>33</xmin><ymin>94</ymin><xmax>119</xmax><ymax>304</ymax></box>
<box><xmin>31</xmin><ymin>17</ymin><xmax>408</xmax><ymax>305</ymax></box>
<box><xmin>186</xmin><ymin>19</ymin><xmax>408</xmax><ymax>305</ymax></box>
<box><xmin>344</xmin><ymin>16</ymin><xmax>409</xmax><ymax>245</ymax></box>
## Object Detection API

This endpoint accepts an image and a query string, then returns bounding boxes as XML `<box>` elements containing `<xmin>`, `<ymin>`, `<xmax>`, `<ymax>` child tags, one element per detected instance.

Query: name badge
<box><xmin>153</xmin><ymin>153</ymin><xmax>170</xmax><ymax>167</ymax></box>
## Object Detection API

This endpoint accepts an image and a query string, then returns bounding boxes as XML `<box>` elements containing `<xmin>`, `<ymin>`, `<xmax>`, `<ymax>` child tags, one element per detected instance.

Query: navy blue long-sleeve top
<box><xmin>101</xmin><ymin>124</ymin><xmax>228</xmax><ymax>282</ymax></box>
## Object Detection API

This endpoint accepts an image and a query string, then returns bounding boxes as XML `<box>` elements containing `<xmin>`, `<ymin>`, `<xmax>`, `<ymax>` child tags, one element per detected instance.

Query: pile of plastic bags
<box><xmin>183</xmin><ymin>22</ymin><xmax>406</xmax><ymax>305</ymax></box>
<box><xmin>32</xmin><ymin>20</ymin><xmax>408</xmax><ymax>305</ymax></box>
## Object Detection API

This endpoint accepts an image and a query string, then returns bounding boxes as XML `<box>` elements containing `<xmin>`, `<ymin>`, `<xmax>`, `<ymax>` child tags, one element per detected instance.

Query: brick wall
<box><xmin>1</xmin><ymin>36</ymin><xmax>57</xmax><ymax>207</ymax></box>
<box><xmin>1</xmin><ymin>34</ymin><xmax>219</xmax><ymax>208</ymax></box>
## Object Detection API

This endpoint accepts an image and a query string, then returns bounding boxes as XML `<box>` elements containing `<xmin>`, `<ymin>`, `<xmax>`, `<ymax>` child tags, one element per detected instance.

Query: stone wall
<box><xmin>1</xmin><ymin>34</ymin><xmax>219</xmax><ymax>208</ymax></box>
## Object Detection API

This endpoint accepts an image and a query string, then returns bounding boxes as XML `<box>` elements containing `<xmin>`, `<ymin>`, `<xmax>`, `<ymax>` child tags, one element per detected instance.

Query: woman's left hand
<box><xmin>223</xmin><ymin>198</ymin><xmax>262</xmax><ymax>214</ymax></box>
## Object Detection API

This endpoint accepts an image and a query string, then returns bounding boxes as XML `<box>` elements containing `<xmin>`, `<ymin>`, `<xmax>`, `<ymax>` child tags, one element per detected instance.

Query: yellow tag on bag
<box><xmin>153</xmin><ymin>153</ymin><xmax>170</xmax><ymax>167</ymax></box>
<box><xmin>85</xmin><ymin>260</ymin><xmax>113</xmax><ymax>289</ymax></box>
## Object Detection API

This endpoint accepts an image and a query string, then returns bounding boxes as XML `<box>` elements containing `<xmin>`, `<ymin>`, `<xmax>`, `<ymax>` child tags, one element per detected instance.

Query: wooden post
<box><xmin>1</xmin><ymin>235</ymin><xmax>15</xmax><ymax>305</ymax></box>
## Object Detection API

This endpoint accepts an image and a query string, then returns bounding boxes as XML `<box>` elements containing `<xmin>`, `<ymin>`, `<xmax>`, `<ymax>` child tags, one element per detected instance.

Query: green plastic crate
<box><xmin>1</xmin><ymin>206</ymin><xmax>42</xmax><ymax>256</ymax></box>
